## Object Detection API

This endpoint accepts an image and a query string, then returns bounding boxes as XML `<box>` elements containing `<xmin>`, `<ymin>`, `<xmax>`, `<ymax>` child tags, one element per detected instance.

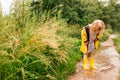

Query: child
<box><xmin>80</xmin><ymin>20</ymin><xmax>105</xmax><ymax>70</ymax></box>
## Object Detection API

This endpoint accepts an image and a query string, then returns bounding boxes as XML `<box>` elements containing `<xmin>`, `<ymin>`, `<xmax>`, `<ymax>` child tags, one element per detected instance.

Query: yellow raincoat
<box><xmin>80</xmin><ymin>28</ymin><xmax>102</xmax><ymax>54</ymax></box>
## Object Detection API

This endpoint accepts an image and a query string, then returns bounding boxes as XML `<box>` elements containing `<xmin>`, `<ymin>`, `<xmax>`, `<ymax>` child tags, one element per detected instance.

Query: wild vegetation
<box><xmin>114</xmin><ymin>36</ymin><xmax>120</xmax><ymax>53</ymax></box>
<box><xmin>0</xmin><ymin>0</ymin><xmax>119</xmax><ymax>80</ymax></box>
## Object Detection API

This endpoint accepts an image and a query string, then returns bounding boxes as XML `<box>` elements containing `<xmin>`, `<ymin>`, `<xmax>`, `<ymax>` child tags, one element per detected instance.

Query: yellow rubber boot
<box><xmin>83</xmin><ymin>58</ymin><xmax>89</xmax><ymax>70</ymax></box>
<box><xmin>90</xmin><ymin>58</ymin><xmax>97</xmax><ymax>69</ymax></box>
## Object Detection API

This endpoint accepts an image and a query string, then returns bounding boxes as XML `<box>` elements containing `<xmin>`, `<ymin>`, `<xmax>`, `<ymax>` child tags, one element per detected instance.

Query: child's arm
<box><xmin>81</xmin><ymin>29</ymin><xmax>88</xmax><ymax>45</ymax></box>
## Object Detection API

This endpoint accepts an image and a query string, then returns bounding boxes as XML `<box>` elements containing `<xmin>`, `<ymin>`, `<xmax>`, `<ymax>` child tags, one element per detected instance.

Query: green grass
<box><xmin>0</xmin><ymin>17</ymin><xmax>82</xmax><ymax>80</ymax></box>
<box><xmin>113</xmin><ymin>36</ymin><xmax>120</xmax><ymax>53</ymax></box>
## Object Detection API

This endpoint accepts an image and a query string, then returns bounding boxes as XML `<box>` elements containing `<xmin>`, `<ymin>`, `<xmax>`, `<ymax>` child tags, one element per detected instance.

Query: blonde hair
<box><xmin>90</xmin><ymin>20</ymin><xmax>105</xmax><ymax>36</ymax></box>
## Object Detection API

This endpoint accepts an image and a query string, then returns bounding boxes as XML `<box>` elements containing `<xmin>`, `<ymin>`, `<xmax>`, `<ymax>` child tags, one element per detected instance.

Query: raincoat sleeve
<box><xmin>96</xmin><ymin>33</ymin><xmax>102</xmax><ymax>40</ymax></box>
<box><xmin>81</xmin><ymin>29</ymin><xmax>87</xmax><ymax>42</ymax></box>
<box><xmin>80</xmin><ymin>29</ymin><xmax>88</xmax><ymax>54</ymax></box>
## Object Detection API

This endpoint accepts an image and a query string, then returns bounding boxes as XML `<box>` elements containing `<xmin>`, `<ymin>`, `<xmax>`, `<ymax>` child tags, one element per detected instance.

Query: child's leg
<box><xmin>83</xmin><ymin>53</ymin><xmax>88</xmax><ymax>59</ymax></box>
<box><xmin>83</xmin><ymin>53</ymin><xmax>89</xmax><ymax>70</ymax></box>
<box><xmin>90</xmin><ymin>51</ymin><xmax>97</xmax><ymax>69</ymax></box>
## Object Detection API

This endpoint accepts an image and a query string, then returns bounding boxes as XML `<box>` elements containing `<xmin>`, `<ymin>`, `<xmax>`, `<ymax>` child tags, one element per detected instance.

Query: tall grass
<box><xmin>113</xmin><ymin>36</ymin><xmax>120</xmax><ymax>53</ymax></box>
<box><xmin>0</xmin><ymin>14</ymin><xmax>82</xmax><ymax>80</ymax></box>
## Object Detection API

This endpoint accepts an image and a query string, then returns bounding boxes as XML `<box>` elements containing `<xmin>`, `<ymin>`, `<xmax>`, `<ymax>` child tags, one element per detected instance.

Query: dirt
<box><xmin>68</xmin><ymin>34</ymin><xmax>120</xmax><ymax>80</ymax></box>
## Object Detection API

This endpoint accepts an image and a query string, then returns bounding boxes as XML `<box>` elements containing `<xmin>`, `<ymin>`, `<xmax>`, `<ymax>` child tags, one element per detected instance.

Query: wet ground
<box><xmin>68</xmin><ymin>34</ymin><xmax>120</xmax><ymax>80</ymax></box>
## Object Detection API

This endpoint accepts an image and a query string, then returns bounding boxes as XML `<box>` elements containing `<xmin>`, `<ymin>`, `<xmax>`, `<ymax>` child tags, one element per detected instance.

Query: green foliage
<box><xmin>101</xmin><ymin>0</ymin><xmax>120</xmax><ymax>31</ymax></box>
<box><xmin>100</xmin><ymin>29</ymin><xmax>113</xmax><ymax>42</ymax></box>
<box><xmin>30</xmin><ymin>0</ymin><xmax>104</xmax><ymax>25</ymax></box>
<box><xmin>113</xmin><ymin>36</ymin><xmax>120</xmax><ymax>53</ymax></box>
<box><xmin>68</xmin><ymin>24</ymin><xmax>81</xmax><ymax>39</ymax></box>
<box><xmin>65</xmin><ymin>39</ymin><xmax>82</xmax><ymax>77</ymax></box>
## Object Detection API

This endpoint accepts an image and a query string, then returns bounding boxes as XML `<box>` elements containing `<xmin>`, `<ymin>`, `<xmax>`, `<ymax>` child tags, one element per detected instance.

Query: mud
<box><xmin>68</xmin><ymin>35</ymin><xmax>120</xmax><ymax>80</ymax></box>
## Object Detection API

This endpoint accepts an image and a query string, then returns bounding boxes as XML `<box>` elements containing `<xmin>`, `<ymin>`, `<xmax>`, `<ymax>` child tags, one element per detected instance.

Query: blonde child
<box><xmin>80</xmin><ymin>20</ymin><xmax>105</xmax><ymax>69</ymax></box>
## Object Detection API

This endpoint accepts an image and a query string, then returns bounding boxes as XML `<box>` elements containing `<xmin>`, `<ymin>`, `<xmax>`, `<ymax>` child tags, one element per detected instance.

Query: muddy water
<box><xmin>68</xmin><ymin>35</ymin><xmax>120</xmax><ymax>80</ymax></box>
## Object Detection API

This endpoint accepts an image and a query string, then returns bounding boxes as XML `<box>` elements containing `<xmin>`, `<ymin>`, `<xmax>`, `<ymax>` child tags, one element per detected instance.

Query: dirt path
<box><xmin>68</xmin><ymin>34</ymin><xmax>120</xmax><ymax>80</ymax></box>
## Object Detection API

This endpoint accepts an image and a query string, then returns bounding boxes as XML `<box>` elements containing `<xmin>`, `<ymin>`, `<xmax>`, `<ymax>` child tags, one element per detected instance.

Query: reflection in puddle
<box><xmin>89</xmin><ymin>68</ymin><xmax>94</xmax><ymax>76</ymax></box>
<box><xmin>83</xmin><ymin>68</ymin><xmax>95</xmax><ymax>80</ymax></box>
